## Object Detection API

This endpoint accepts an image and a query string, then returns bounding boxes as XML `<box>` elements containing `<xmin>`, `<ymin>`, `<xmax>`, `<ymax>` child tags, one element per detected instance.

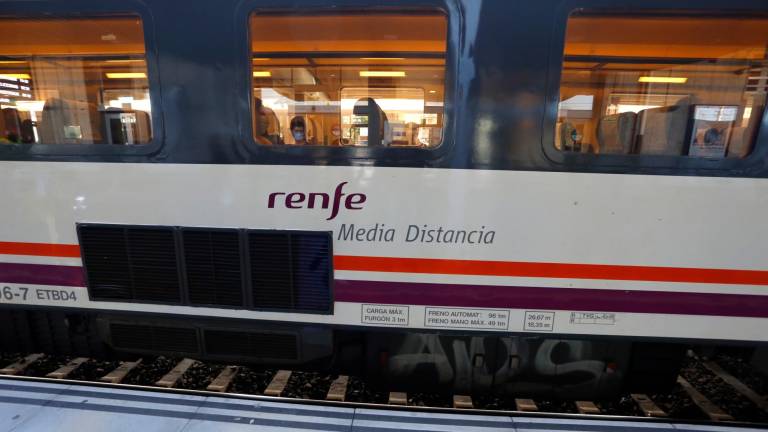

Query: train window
<box><xmin>557</xmin><ymin>11</ymin><xmax>768</xmax><ymax>159</ymax></box>
<box><xmin>0</xmin><ymin>15</ymin><xmax>152</xmax><ymax>145</ymax></box>
<box><xmin>249</xmin><ymin>12</ymin><xmax>446</xmax><ymax>147</ymax></box>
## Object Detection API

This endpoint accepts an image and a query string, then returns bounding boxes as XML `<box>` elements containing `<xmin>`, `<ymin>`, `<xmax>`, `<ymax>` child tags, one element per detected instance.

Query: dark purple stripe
<box><xmin>335</xmin><ymin>280</ymin><xmax>768</xmax><ymax>318</ymax></box>
<box><xmin>0</xmin><ymin>262</ymin><xmax>85</xmax><ymax>287</ymax></box>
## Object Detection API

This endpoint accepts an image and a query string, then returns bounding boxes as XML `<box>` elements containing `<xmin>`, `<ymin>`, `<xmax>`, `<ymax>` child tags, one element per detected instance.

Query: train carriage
<box><xmin>0</xmin><ymin>0</ymin><xmax>767</xmax><ymax>398</ymax></box>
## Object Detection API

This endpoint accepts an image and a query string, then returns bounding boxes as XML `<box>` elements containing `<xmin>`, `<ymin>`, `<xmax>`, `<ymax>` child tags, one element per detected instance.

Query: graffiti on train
<box><xmin>383</xmin><ymin>334</ymin><xmax>626</xmax><ymax>397</ymax></box>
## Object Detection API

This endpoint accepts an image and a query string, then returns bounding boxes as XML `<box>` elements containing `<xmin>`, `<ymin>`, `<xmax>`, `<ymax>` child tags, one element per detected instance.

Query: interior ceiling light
<box><xmin>105</xmin><ymin>72</ymin><xmax>147</xmax><ymax>79</ymax></box>
<box><xmin>105</xmin><ymin>59</ymin><xmax>144</xmax><ymax>63</ymax></box>
<box><xmin>638</xmin><ymin>76</ymin><xmax>687</xmax><ymax>84</ymax></box>
<box><xmin>359</xmin><ymin>71</ymin><xmax>406</xmax><ymax>77</ymax></box>
<box><xmin>252</xmin><ymin>71</ymin><xmax>272</xmax><ymax>77</ymax></box>
<box><xmin>0</xmin><ymin>73</ymin><xmax>31</xmax><ymax>79</ymax></box>
<box><xmin>360</xmin><ymin>57</ymin><xmax>405</xmax><ymax>61</ymax></box>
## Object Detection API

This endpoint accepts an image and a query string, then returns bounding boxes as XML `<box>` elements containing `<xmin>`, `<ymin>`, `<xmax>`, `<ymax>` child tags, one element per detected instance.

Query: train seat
<box><xmin>134</xmin><ymin>110</ymin><xmax>151</xmax><ymax>144</ymax></box>
<box><xmin>596</xmin><ymin>112</ymin><xmax>636</xmax><ymax>154</ymax></box>
<box><xmin>728</xmin><ymin>102</ymin><xmax>765</xmax><ymax>158</ymax></box>
<box><xmin>1</xmin><ymin>107</ymin><xmax>21</xmax><ymax>143</ymax></box>
<box><xmin>38</xmin><ymin>98</ymin><xmax>74</xmax><ymax>144</ymax></box>
<box><xmin>634</xmin><ymin>99</ymin><xmax>690</xmax><ymax>155</ymax></box>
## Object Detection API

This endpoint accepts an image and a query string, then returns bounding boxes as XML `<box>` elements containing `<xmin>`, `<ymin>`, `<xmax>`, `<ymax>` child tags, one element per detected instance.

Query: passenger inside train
<box><xmin>289</xmin><ymin>116</ymin><xmax>308</xmax><ymax>146</ymax></box>
<box><xmin>330</xmin><ymin>124</ymin><xmax>348</xmax><ymax>146</ymax></box>
<box><xmin>0</xmin><ymin>16</ymin><xmax>152</xmax><ymax>145</ymax></box>
<box><xmin>254</xmin><ymin>98</ymin><xmax>275</xmax><ymax>145</ymax></box>
<box><xmin>249</xmin><ymin>12</ymin><xmax>446</xmax><ymax>147</ymax></box>
<box><xmin>556</xmin><ymin>12</ymin><xmax>768</xmax><ymax>159</ymax></box>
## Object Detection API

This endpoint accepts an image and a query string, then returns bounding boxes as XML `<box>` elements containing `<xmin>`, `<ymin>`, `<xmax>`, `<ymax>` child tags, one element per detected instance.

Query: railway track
<box><xmin>0</xmin><ymin>351</ymin><xmax>765</xmax><ymax>427</ymax></box>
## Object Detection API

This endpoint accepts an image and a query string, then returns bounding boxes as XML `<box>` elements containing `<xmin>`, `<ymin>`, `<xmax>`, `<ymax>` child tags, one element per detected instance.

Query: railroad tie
<box><xmin>630</xmin><ymin>393</ymin><xmax>667</xmax><ymax>417</ymax></box>
<box><xmin>453</xmin><ymin>395</ymin><xmax>474</xmax><ymax>409</ymax></box>
<box><xmin>677</xmin><ymin>376</ymin><xmax>734</xmax><ymax>421</ymax></box>
<box><xmin>264</xmin><ymin>370</ymin><xmax>292</xmax><ymax>396</ymax></box>
<box><xmin>100</xmin><ymin>359</ymin><xmax>142</xmax><ymax>384</ymax></box>
<box><xmin>325</xmin><ymin>375</ymin><xmax>349</xmax><ymax>402</ymax></box>
<box><xmin>515</xmin><ymin>399</ymin><xmax>539</xmax><ymax>412</ymax></box>
<box><xmin>575</xmin><ymin>401</ymin><xmax>601</xmax><ymax>415</ymax></box>
<box><xmin>388</xmin><ymin>392</ymin><xmax>408</xmax><ymax>405</ymax></box>
<box><xmin>702</xmin><ymin>361</ymin><xmax>768</xmax><ymax>413</ymax></box>
<box><xmin>0</xmin><ymin>354</ymin><xmax>44</xmax><ymax>375</ymax></box>
<box><xmin>155</xmin><ymin>358</ymin><xmax>197</xmax><ymax>388</ymax></box>
<box><xmin>46</xmin><ymin>357</ymin><xmax>89</xmax><ymax>379</ymax></box>
<box><xmin>207</xmin><ymin>366</ymin><xmax>239</xmax><ymax>392</ymax></box>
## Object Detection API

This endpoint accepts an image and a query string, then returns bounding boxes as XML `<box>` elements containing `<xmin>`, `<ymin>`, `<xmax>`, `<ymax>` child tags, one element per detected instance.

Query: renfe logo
<box><xmin>268</xmin><ymin>182</ymin><xmax>366</xmax><ymax>220</ymax></box>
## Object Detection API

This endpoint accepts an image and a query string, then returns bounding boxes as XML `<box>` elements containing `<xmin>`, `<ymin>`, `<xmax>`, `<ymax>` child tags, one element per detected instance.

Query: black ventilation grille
<box><xmin>110</xmin><ymin>323</ymin><xmax>199</xmax><ymax>353</ymax></box>
<box><xmin>182</xmin><ymin>229</ymin><xmax>244</xmax><ymax>307</ymax></box>
<box><xmin>249</xmin><ymin>231</ymin><xmax>332</xmax><ymax>312</ymax></box>
<box><xmin>204</xmin><ymin>329</ymin><xmax>298</xmax><ymax>360</ymax></box>
<box><xmin>78</xmin><ymin>224</ymin><xmax>333</xmax><ymax>314</ymax></box>
<box><xmin>291</xmin><ymin>234</ymin><xmax>333</xmax><ymax>311</ymax></box>
<box><xmin>79</xmin><ymin>226</ymin><xmax>131</xmax><ymax>300</ymax></box>
<box><xmin>80</xmin><ymin>225</ymin><xmax>181</xmax><ymax>303</ymax></box>
<box><xmin>250</xmin><ymin>233</ymin><xmax>292</xmax><ymax>309</ymax></box>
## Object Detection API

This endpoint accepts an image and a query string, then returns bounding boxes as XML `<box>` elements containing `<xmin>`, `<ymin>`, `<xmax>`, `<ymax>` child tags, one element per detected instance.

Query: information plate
<box><xmin>569</xmin><ymin>312</ymin><xmax>616</xmax><ymax>325</ymax></box>
<box><xmin>361</xmin><ymin>304</ymin><xmax>409</xmax><ymax>326</ymax></box>
<box><xmin>523</xmin><ymin>311</ymin><xmax>555</xmax><ymax>331</ymax></box>
<box><xmin>424</xmin><ymin>307</ymin><xmax>509</xmax><ymax>330</ymax></box>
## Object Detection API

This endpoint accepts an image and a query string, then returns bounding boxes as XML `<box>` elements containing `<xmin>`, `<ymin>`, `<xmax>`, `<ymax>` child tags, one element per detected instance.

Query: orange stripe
<box><xmin>2</xmin><ymin>240</ymin><xmax>766</xmax><ymax>286</ymax></box>
<box><xmin>334</xmin><ymin>255</ymin><xmax>768</xmax><ymax>286</ymax></box>
<box><xmin>0</xmin><ymin>241</ymin><xmax>81</xmax><ymax>258</ymax></box>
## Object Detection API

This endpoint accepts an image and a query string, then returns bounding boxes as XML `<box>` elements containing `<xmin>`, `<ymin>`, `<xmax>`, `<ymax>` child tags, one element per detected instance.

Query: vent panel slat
<box><xmin>80</xmin><ymin>225</ymin><xmax>180</xmax><ymax>303</ymax></box>
<box><xmin>250</xmin><ymin>233</ymin><xmax>293</xmax><ymax>309</ymax></box>
<box><xmin>183</xmin><ymin>229</ymin><xmax>244</xmax><ymax>307</ymax></box>
<box><xmin>291</xmin><ymin>234</ymin><xmax>332</xmax><ymax>312</ymax></box>
<box><xmin>249</xmin><ymin>231</ymin><xmax>331</xmax><ymax>313</ymax></box>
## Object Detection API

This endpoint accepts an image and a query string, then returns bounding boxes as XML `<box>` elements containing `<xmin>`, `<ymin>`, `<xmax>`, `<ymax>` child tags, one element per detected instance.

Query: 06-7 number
<box><xmin>1</xmin><ymin>286</ymin><xmax>77</xmax><ymax>302</ymax></box>
<box><xmin>2</xmin><ymin>286</ymin><xmax>28</xmax><ymax>301</ymax></box>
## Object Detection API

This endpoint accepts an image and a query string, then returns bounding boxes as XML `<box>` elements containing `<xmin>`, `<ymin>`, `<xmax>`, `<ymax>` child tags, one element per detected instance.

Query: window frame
<box><xmin>236</xmin><ymin>0</ymin><xmax>459</xmax><ymax>163</ymax></box>
<box><xmin>542</xmin><ymin>0</ymin><xmax>768</xmax><ymax>175</ymax></box>
<box><xmin>0</xmin><ymin>0</ymin><xmax>164</xmax><ymax>158</ymax></box>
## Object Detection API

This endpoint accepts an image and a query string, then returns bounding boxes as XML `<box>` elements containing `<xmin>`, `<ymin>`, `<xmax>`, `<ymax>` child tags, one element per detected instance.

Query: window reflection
<box><xmin>0</xmin><ymin>16</ymin><xmax>152</xmax><ymax>145</ymax></box>
<box><xmin>558</xmin><ymin>12</ymin><xmax>768</xmax><ymax>159</ymax></box>
<box><xmin>250</xmin><ymin>12</ymin><xmax>446</xmax><ymax>147</ymax></box>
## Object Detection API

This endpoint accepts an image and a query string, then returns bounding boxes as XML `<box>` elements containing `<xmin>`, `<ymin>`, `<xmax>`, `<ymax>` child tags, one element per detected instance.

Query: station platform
<box><xmin>0</xmin><ymin>378</ymin><xmax>763</xmax><ymax>432</ymax></box>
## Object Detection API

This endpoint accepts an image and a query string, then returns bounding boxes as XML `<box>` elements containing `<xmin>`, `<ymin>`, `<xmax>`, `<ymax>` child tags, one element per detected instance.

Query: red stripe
<box><xmin>334</xmin><ymin>255</ymin><xmax>768</xmax><ymax>286</ymax></box>
<box><xmin>0</xmin><ymin>241</ymin><xmax>80</xmax><ymax>258</ymax></box>
<box><xmin>2</xmin><ymin>239</ymin><xmax>767</xmax><ymax>286</ymax></box>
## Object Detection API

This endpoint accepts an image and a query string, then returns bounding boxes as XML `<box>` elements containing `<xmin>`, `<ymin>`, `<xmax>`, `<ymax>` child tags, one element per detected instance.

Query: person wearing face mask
<box><xmin>330</xmin><ymin>124</ymin><xmax>349</xmax><ymax>146</ymax></box>
<box><xmin>290</xmin><ymin>116</ymin><xmax>308</xmax><ymax>145</ymax></box>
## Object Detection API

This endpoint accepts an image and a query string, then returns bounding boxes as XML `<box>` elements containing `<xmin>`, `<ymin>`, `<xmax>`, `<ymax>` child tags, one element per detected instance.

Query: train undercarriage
<box><xmin>0</xmin><ymin>306</ymin><xmax>695</xmax><ymax>399</ymax></box>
